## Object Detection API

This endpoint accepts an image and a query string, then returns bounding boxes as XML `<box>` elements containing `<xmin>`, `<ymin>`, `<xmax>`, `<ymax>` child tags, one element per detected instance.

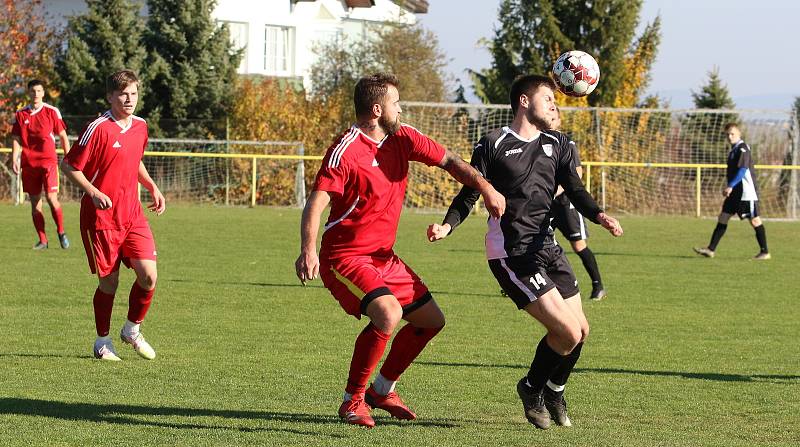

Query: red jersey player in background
<box><xmin>11</xmin><ymin>79</ymin><xmax>72</xmax><ymax>250</ymax></box>
<box><xmin>295</xmin><ymin>73</ymin><xmax>506</xmax><ymax>427</ymax></box>
<box><xmin>61</xmin><ymin>70</ymin><xmax>165</xmax><ymax>361</ymax></box>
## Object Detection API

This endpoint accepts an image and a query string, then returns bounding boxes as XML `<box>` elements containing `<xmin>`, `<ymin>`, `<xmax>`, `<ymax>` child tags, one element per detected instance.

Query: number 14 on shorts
<box><xmin>529</xmin><ymin>273</ymin><xmax>547</xmax><ymax>290</ymax></box>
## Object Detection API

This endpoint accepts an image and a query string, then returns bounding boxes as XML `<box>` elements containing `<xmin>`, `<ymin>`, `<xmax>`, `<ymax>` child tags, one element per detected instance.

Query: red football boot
<box><xmin>338</xmin><ymin>395</ymin><xmax>375</xmax><ymax>428</ymax></box>
<box><xmin>365</xmin><ymin>386</ymin><xmax>417</xmax><ymax>420</ymax></box>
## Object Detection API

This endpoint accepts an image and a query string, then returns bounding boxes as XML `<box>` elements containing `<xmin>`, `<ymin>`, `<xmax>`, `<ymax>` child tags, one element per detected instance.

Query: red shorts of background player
<box><xmin>319</xmin><ymin>253</ymin><xmax>432</xmax><ymax>319</ymax></box>
<box><xmin>81</xmin><ymin>222</ymin><xmax>157</xmax><ymax>277</ymax></box>
<box><xmin>22</xmin><ymin>164</ymin><xmax>59</xmax><ymax>196</ymax></box>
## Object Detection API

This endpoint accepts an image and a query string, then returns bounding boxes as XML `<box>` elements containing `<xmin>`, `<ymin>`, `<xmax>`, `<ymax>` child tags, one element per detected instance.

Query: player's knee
<box><xmin>581</xmin><ymin>322</ymin><xmax>590</xmax><ymax>342</ymax></box>
<box><xmin>98</xmin><ymin>276</ymin><xmax>119</xmax><ymax>294</ymax></box>
<box><xmin>572</xmin><ymin>240</ymin><xmax>587</xmax><ymax>252</ymax></box>
<box><xmin>750</xmin><ymin>217</ymin><xmax>762</xmax><ymax>227</ymax></box>
<box><xmin>137</xmin><ymin>272</ymin><xmax>157</xmax><ymax>290</ymax></box>
<box><xmin>368</xmin><ymin>298</ymin><xmax>402</xmax><ymax>333</ymax></box>
<box><xmin>553</xmin><ymin>326</ymin><xmax>582</xmax><ymax>353</ymax></box>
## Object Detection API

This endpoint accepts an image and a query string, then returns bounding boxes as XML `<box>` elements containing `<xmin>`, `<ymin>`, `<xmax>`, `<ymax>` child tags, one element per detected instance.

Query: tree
<box><xmin>682</xmin><ymin>67</ymin><xmax>738</xmax><ymax>163</ymax></box>
<box><xmin>54</xmin><ymin>0</ymin><xmax>146</xmax><ymax>121</ymax></box>
<box><xmin>141</xmin><ymin>0</ymin><xmax>242</xmax><ymax>137</ymax></box>
<box><xmin>472</xmin><ymin>0</ymin><xmax>658</xmax><ymax>107</ymax></box>
<box><xmin>0</xmin><ymin>0</ymin><xmax>58</xmax><ymax>140</ymax></box>
<box><xmin>691</xmin><ymin>66</ymin><xmax>735</xmax><ymax>109</ymax></box>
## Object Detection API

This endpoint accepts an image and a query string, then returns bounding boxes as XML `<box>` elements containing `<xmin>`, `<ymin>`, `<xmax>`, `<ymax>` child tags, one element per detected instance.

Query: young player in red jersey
<box><xmin>295</xmin><ymin>73</ymin><xmax>506</xmax><ymax>427</ymax></box>
<box><xmin>61</xmin><ymin>70</ymin><xmax>166</xmax><ymax>361</ymax></box>
<box><xmin>11</xmin><ymin>80</ymin><xmax>71</xmax><ymax>250</ymax></box>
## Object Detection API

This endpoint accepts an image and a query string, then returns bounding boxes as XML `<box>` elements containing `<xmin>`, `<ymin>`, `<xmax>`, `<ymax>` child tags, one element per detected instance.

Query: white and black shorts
<box><xmin>551</xmin><ymin>200</ymin><xmax>588</xmax><ymax>242</ymax></box>
<box><xmin>722</xmin><ymin>196</ymin><xmax>760</xmax><ymax>219</ymax></box>
<box><xmin>488</xmin><ymin>245</ymin><xmax>580</xmax><ymax>310</ymax></box>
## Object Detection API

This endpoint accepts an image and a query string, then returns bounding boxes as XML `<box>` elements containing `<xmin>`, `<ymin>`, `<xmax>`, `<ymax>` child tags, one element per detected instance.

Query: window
<box><xmin>220</xmin><ymin>21</ymin><xmax>248</xmax><ymax>72</ymax></box>
<box><xmin>264</xmin><ymin>25</ymin><xmax>293</xmax><ymax>75</ymax></box>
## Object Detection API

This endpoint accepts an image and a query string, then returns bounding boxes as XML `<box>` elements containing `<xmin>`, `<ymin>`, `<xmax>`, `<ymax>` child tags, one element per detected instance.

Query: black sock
<box><xmin>547</xmin><ymin>342</ymin><xmax>583</xmax><ymax>397</ymax></box>
<box><xmin>754</xmin><ymin>225</ymin><xmax>768</xmax><ymax>253</ymax></box>
<box><xmin>708</xmin><ymin>223</ymin><xmax>727</xmax><ymax>251</ymax></box>
<box><xmin>526</xmin><ymin>336</ymin><xmax>566</xmax><ymax>395</ymax></box>
<box><xmin>576</xmin><ymin>248</ymin><xmax>602</xmax><ymax>285</ymax></box>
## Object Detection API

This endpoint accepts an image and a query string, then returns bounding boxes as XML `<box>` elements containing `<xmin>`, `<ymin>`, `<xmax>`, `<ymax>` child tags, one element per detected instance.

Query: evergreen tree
<box><xmin>142</xmin><ymin>0</ymin><xmax>242</xmax><ymax>137</ymax></box>
<box><xmin>54</xmin><ymin>0</ymin><xmax>146</xmax><ymax>120</ymax></box>
<box><xmin>691</xmin><ymin>67</ymin><xmax>735</xmax><ymax>109</ymax></box>
<box><xmin>472</xmin><ymin>0</ymin><xmax>656</xmax><ymax>107</ymax></box>
<box><xmin>683</xmin><ymin>67</ymin><xmax>738</xmax><ymax>163</ymax></box>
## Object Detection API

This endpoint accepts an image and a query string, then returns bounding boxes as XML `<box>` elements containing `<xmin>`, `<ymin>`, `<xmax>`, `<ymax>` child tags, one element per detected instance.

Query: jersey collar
<box><xmin>503</xmin><ymin>126</ymin><xmax>540</xmax><ymax>143</ymax></box>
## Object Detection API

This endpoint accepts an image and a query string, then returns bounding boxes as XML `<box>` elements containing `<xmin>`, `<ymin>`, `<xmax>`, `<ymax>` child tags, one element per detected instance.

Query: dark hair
<box><xmin>106</xmin><ymin>69</ymin><xmax>139</xmax><ymax>94</ymax></box>
<box><xmin>724</xmin><ymin>122</ymin><xmax>740</xmax><ymax>131</ymax></box>
<box><xmin>353</xmin><ymin>73</ymin><xmax>399</xmax><ymax>118</ymax></box>
<box><xmin>509</xmin><ymin>75</ymin><xmax>557</xmax><ymax>114</ymax></box>
<box><xmin>27</xmin><ymin>79</ymin><xmax>44</xmax><ymax>90</ymax></box>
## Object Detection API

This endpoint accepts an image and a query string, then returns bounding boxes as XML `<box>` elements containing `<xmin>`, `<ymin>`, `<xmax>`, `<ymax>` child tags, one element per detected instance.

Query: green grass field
<box><xmin>1</xmin><ymin>203</ymin><xmax>798</xmax><ymax>446</ymax></box>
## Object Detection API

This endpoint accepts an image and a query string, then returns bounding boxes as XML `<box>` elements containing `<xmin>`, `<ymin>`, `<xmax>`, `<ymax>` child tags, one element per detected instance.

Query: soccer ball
<box><xmin>552</xmin><ymin>51</ymin><xmax>600</xmax><ymax>97</ymax></box>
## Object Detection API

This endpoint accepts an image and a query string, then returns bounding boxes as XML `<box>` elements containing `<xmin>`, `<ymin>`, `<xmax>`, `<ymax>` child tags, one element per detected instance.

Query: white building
<box><xmin>44</xmin><ymin>0</ymin><xmax>429</xmax><ymax>90</ymax></box>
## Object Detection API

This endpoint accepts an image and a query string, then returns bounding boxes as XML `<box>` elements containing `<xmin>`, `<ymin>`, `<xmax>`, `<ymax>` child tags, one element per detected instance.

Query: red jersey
<box><xmin>64</xmin><ymin>111</ymin><xmax>149</xmax><ymax>231</ymax></box>
<box><xmin>314</xmin><ymin>124</ymin><xmax>446</xmax><ymax>259</ymax></box>
<box><xmin>11</xmin><ymin>103</ymin><xmax>67</xmax><ymax>168</ymax></box>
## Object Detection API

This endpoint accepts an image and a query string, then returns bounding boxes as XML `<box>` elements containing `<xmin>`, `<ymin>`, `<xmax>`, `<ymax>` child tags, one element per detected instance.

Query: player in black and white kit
<box><xmin>427</xmin><ymin>75</ymin><xmax>623</xmax><ymax>429</ymax></box>
<box><xmin>694</xmin><ymin>122</ymin><xmax>770</xmax><ymax>260</ymax></box>
<box><xmin>548</xmin><ymin>107</ymin><xmax>606</xmax><ymax>299</ymax></box>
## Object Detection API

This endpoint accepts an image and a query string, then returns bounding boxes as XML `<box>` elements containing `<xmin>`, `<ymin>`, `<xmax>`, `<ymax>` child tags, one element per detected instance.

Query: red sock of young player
<box><xmin>345</xmin><ymin>323</ymin><xmax>391</xmax><ymax>396</ymax></box>
<box><xmin>32</xmin><ymin>211</ymin><xmax>47</xmax><ymax>243</ymax></box>
<box><xmin>127</xmin><ymin>282</ymin><xmax>154</xmax><ymax>324</ymax></box>
<box><xmin>51</xmin><ymin>206</ymin><xmax>65</xmax><ymax>234</ymax></box>
<box><xmin>379</xmin><ymin>324</ymin><xmax>443</xmax><ymax>381</ymax></box>
<box><xmin>93</xmin><ymin>288</ymin><xmax>116</xmax><ymax>337</ymax></box>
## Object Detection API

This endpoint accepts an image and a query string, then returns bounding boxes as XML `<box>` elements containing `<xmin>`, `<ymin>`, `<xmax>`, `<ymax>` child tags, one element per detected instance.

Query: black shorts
<box><xmin>488</xmin><ymin>245</ymin><xmax>580</xmax><ymax>310</ymax></box>
<box><xmin>721</xmin><ymin>196</ymin><xmax>760</xmax><ymax>219</ymax></box>
<box><xmin>551</xmin><ymin>200</ymin><xmax>588</xmax><ymax>241</ymax></box>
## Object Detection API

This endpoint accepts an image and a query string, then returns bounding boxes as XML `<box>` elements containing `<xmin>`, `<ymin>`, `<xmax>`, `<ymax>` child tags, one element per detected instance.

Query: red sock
<box><xmin>50</xmin><ymin>206</ymin><xmax>64</xmax><ymax>234</ymax></box>
<box><xmin>345</xmin><ymin>323</ymin><xmax>392</xmax><ymax>396</ymax></box>
<box><xmin>32</xmin><ymin>211</ymin><xmax>47</xmax><ymax>243</ymax></box>
<box><xmin>93</xmin><ymin>288</ymin><xmax>116</xmax><ymax>336</ymax></box>
<box><xmin>127</xmin><ymin>282</ymin><xmax>155</xmax><ymax>324</ymax></box>
<box><xmin>380</xmin><ymin>324</ymin><xmax>444</xmax><ymax>381</ymax></box>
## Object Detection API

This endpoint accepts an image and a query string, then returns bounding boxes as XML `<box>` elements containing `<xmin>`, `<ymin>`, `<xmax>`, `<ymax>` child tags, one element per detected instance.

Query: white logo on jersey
<box><xmin>112</xmin><ymin>141</ymin><xmax>122</xmax><ymax>148</ymax></box>
<box><xmin>505</xmin><ymin>148</ymin><xmax>523</xmax><ymax>157</ymax></box>
<box><xmin>24</xmin><ymin>119</ymin><xmax>30</xmax><ymax>124</ymax></box>
<box><xmin>542</xmin><ymin>144</ymin><xmax>553</xmax><ymax>157</ymax></box>
<box><xmin>372</xmin><ymin>158</ymin><xmax>379</xmax><ymax>167</ymax></box>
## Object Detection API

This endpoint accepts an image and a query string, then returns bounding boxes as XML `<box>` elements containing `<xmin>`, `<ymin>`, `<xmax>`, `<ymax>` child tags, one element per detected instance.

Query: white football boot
<box><xmin>93</xmin><ymin>337</ymin><xmax>122</xmax><ymax>361</ymax></box>
<box><xmin>120</xmin><ymin>329</ymin><xmax>156</xmax><ymax>360</ymax></box>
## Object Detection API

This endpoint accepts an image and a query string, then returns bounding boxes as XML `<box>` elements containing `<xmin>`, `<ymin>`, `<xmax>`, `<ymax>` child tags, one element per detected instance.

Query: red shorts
<box><xmin>319</xmin><ymin>254</ymin><xmax>431</xmax><ymax>319</ymax></box>
<box><xmin>81</xmin><ymin>222</ymin><xmax>157</xmax><ymax>277</ymax></box>
<box><xmin>22</xmin><ymin>164</ymin><xmax>59</xmax><ymax>196</ymax></box>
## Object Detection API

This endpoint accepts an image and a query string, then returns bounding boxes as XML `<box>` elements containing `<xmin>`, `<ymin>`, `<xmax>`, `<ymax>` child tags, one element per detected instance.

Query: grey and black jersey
<box><xmin>443</xmin><ymin>126</ymin><xmax>602</xmax><ymax>259</ymax></box>
<box><xmin>727</xmin><ymin>140</ymin><xmax>758</xmax><ymax>201</ymax></box>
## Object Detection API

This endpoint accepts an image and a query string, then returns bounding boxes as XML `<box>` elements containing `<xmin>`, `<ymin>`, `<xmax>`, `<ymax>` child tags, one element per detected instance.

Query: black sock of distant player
<box><xmin>754</xmin><ymin>225</ymin><xmax>768</xmax><ymax>252</ymax></box>
<box><xmin>548</xmin><ymin>342</ymin><xmax>583</xmax><ymax>393</ymax></box>
<box><xmin>576</xmin><ymin>248</ymin><xmax>602</xmax><ymax>285</ymax></box>
<box><xmin>527</xmin><ymin>336</ymin><xmax>566</xmax><ymax>395</ymax></box>
<box><xmin>708</xmin><ymin>223</ymin><xmax>727</xmax><ymax>251</ymax></box>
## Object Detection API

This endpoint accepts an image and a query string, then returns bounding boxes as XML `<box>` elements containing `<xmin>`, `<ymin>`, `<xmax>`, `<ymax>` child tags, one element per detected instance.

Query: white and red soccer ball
<box><xmin>552</xmin><ymin>51</ymin><xmax>600</xmax><ymax>97</ymax></box>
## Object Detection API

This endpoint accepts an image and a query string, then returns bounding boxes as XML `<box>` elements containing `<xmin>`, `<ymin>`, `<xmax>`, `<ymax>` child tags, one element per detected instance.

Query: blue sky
<box><xmin>419</xmin><ymin>0</ymin><xmax>799</xmax><ymax>109</ymax></box>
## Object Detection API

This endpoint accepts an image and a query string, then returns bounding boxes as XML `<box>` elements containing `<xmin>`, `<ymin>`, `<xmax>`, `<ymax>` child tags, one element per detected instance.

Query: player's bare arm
<box><xmin>438</xmin><ymin>149</ymin><xmax>505</xmax><ymax>217</ymax></box>
<box><xmin>10</xmin><ymin>136</ymin><xmax>22</xmax><ymax>174</ymax></box>
<box><xmin>295</xmin><ymin>190</ymin><xmax>331</xmax><ymax>285</ymax></box>
<box><xmin>58</xmin><ymin>129</ymin><xmax>70</xmax><ymax>155</ymax></box>
<box><xmin>60</xmin><ymin>161</ymin><xmax>113</xmax><ymax>210</ymax></box>
<box><xmin>138</xmin><ymin>162</ymin><xmax>165</xmax><ymax>215</ymax></box>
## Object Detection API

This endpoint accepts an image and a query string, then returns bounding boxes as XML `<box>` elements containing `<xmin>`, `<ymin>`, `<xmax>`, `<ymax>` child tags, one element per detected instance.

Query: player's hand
<box><xmin>482</xmin><ymin>188</ymin><xmax>506</xmax><ymax>218</ymax></box>
<box><xmin>90</xmin><ymin>190</ymin><xmax>113</xmax><ymax>210</ymax></box>
<box><xmin>722</xmin><ymin>186</ymin><xmax>732</xmax><ymax>198</ymax></box>
<box><xmin>597</xmin><ymin>212</ymin><xmax>623</xmax><ymax>237</ymax></box>
<box><xmin>295</xmin><ymin>250</ymin><xmax>320</xmax><ymax>285</ymax></box>
<box><xmin>427</xmin><ymin>223</ymin><xmax>451</xmax><ymax>242</ymax></box>
<box><xmin>11</xmin><ymin>157</ymin><xmax>20</xmax><ymax>175</ymax></box>
<box><xmin>148</xmin><ymin>187</ymin><xmax>166</xmax><ymax>215</ymax></box>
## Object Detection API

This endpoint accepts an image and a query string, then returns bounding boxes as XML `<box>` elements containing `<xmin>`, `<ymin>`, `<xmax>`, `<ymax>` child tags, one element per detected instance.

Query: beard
<box><xmin>378</xmin><ymin>114</ymin><xmax>401</xmax><ymax>135</ymax></box>
<box><xmin>525</xmin><ymin>106</ymin><xmax>552</xmax><ymax>130</ymax></box>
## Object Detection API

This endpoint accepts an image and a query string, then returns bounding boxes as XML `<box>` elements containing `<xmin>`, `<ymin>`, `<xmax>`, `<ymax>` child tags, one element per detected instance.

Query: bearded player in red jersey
<box><xmin>61</xmin><ymin>70</ymin><xmax>165</xmax><ymax>362</ymax></box>
<box><xmin>11</xmin><ymin>79</ymin><xmax>71</xmax><ymax>250</ymax></box>
<box><xmin>295</xmin><ymin>73</ymin><xmax>506</xmax><ymax>427</ymax></box>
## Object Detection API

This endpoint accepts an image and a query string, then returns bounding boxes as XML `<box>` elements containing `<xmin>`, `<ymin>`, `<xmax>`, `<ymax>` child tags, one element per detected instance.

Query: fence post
<box><xmin>295</xmin><ymin>144</ymin><xmax>306</xmax><ymax>208</ymax></box>
<box><xmin>695</xmin><ymin>166</ymin><xmax>702</xmax><ymax>218</ymax></box>
<box><xmin>594</xmin><ymin>109</ymin><xmax>606</xmax><ymax>209</ymax></box>
<box><xmin>585</xmin><ymin>164</ymin><xmax>592</xmax><ymax>192</ymax></box>
<box><xmin>251</xmin><ymin>156</ymin><xmax>257</xmax><ymax>207</ymax></box>
<box><xmin>225</xmin><ymin>117</ymin><xmax>230</xmax><ymax>206</ymax></box>
<box><xmin>790</xmin><ymin>110</ymin><xmax>799</xmax><ymax>219</ymax></box>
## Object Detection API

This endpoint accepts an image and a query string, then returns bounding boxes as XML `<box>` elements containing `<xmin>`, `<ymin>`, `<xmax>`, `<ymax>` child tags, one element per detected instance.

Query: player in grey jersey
<box><xmin>427</xmin><ymin>75</ymin><xmax>622</xmax><ymax>429</ymax></box>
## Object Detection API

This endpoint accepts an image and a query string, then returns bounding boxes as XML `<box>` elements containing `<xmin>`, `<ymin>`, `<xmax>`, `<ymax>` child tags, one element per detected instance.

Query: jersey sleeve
<box><xmin>555</xmin><ymin>133</ymin><xmax>602</xmax><ymax>223</ymax></box>
<box><xmin>11</xmin><ymin>113</ymin><xmax>21</xmax><ymax>137</ymax></box>
<box><xmin>568</xmin><ymin>139</ymin><xmax>581</xmax><ymax>168</ymax></box>
<box><xmin>404</xmin><ymin>125</ymin><xmax>447</xmax><ymax>166</ymax></box>
<box><xmin>442</xmin><ymin>135</ymin><xmax>490</xmax><ymax>231</ymax></box>
<box><xmin>64</xmin><ymin>123</ymin><xmax>100</xmax><ymax>171</ymax></box>
<box><xmin>312</xmin><ymin>140</ymin><xmax>351</xmax><ymax>196</ymax></box>
<box><xmin>52</xmin><ymin>108</ymin><xmax>66</xmax><ymax>134</ymax></box>
<box><xmin>737</xmin><ymin>145</ymin><xmax>752</xmax><ymax>169</ymax></box>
